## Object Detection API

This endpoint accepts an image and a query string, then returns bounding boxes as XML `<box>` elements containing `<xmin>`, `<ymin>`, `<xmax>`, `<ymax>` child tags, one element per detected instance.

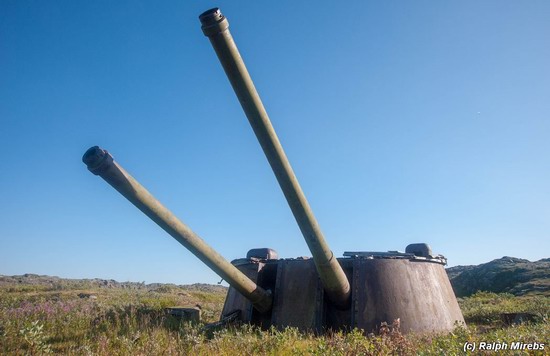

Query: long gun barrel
<box><xmin>82</xmin><ymin>146</ymin><xmax>273</xmax><ymax>313</ymax></box>
<box><xmin>199</xmin><ymin>8</ymin><xmax>351</xmax><ymax>308</ymax></box>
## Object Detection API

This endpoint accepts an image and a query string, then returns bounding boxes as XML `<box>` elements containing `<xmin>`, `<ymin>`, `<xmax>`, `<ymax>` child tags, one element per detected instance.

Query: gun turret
<box><xmin>81</xmin><ymin>8</ymin><xmax>465</xmax><ymax>333</ymax></box>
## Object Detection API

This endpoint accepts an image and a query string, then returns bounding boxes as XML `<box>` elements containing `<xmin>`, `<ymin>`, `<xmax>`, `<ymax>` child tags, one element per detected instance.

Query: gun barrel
<box><xmin>199</xmin><ymin>8</ymin><xmax>350</xmax><ymax>308</ymax></box>
<box><xmin>82</xmin><ymin>146</ymin><xmax>272</xmax><ymax>313</ymax></box>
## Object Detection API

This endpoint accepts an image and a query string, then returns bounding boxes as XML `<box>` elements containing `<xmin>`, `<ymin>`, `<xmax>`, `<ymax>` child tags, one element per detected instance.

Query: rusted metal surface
<box><xmin>405</xmin><ymin>243</ymin><xmax>432</xmax><ymax>258</ymax></box>
<box><xmin>246</xmin><ymin>248</ymin><xmax>278</xmax><ymax>260</ymax></box>
<box><xmin>352</xmin><ymin>258</ymin><xmax>465</xmax><ymax>333</ymax></box>
<box><xmin>271</xmin><ymin>259</ymin><xmax>324</xmax><ymax>331</ymax></box>
<box><xmin>344</xmin><ymin>250</ymin><xmax>447</xmax><ymax>265</ymax></box>
<box><xmin>218</xmin><ymin>254</ymin><xmax>463</xmax><ymax>334</ymax></box>
<box><xmin>199</xmin><ymin>8</ymin><xmax>350</xmax><ymax>309</ymax></box>
<box><xmin>82</xmin><ymin>146</ymin><xmax>273</xmax><ymax>314</ymax></box>
<box><xmin>221</xmin><ymin>259</ymin><xmax>265</xmax><ymax>322</ymax></box>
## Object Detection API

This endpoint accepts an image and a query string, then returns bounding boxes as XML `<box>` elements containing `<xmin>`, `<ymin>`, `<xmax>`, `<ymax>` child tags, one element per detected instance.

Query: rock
<box><xmin>165</xmin><ymin>307</ymin><xmax>201</xmax><ymax>323</ymax></box>
<box><xmin>501</xmin><ymin>312</ymin><xmax>538</xmax><ymax>325</ymax></box>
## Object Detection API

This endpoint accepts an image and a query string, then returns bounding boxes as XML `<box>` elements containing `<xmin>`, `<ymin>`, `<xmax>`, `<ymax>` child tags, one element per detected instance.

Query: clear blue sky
<box><xmin>1</xmin><ymin>1</ymin><xmax>548</xmax><ymax>284</ymax></box>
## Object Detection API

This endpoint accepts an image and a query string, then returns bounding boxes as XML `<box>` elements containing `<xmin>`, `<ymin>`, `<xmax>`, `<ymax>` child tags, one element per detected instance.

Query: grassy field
<box><xmin>0</xmin><ymin>278</ymin><xmax>548</xmax><ymax>355</ymax></box>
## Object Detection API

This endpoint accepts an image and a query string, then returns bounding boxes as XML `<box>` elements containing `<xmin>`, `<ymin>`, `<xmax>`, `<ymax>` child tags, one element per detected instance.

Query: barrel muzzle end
<box><xmin>82</xmin><ymin>146</ymin><xmax>114</xmax><ymax>175</ymax></box>
<box><xmin>199</xmin><ymin>8</ymin><xmax>229</xmax><ymax>37</ymax></box>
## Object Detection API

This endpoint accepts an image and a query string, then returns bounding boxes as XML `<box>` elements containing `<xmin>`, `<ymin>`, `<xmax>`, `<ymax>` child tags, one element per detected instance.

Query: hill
<box><xmin>0</xmin><ymin>273</ymin><xmax>226</xmax><ymax>294</ymax></box>
<box><xmin>447</xmin><ymin>257</ymin><xmax>550</xmax><ymax>297</ymax></box>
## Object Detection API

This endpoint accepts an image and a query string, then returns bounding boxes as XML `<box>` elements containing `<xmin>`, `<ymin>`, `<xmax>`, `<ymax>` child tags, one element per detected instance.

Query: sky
<box><xmin>1</xmin><ymin>1</ymin><xmax>549</xmax><ymax>285</ymax></box>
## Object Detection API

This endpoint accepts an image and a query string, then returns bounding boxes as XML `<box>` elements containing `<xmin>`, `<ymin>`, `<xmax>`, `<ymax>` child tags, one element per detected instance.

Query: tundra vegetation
<box><xmin>0</xmin><ymin>274</ymin><xmax>548</xmax><ymax>355</ymax></box>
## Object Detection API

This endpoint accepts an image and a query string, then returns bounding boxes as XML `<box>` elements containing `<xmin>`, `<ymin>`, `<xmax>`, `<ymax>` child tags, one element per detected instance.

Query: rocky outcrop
<box><xmin>447</xmin><ymin>257</ymin><xmax>550</xmax><ymax>297</ymax></box>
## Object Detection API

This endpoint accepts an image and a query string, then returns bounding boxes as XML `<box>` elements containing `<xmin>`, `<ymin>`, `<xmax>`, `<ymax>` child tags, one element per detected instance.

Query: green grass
<box><xmin>0</xmin><ymin>283</ymin><xmax>548</xmax><ymax>355</ymax></box>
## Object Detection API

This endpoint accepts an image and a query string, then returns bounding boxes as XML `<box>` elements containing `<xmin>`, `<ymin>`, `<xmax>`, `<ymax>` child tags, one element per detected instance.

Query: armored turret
<box><xmin>82</xmin><ymin>8</ymin><xmax>464</xmax><ymax>334</ymax></box>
